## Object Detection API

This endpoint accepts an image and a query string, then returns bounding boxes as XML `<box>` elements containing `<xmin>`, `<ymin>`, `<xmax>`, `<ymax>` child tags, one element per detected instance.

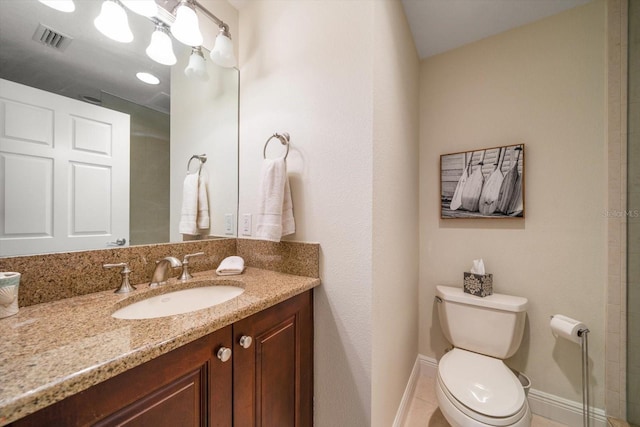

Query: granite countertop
<box><xmin>0</xmin><ymin>267</ymin><xmax>320</xmax><ymax>426</ymax></box>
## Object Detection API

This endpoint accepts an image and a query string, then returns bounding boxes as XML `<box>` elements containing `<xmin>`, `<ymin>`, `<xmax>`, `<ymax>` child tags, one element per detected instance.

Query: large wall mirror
<box><xmin>0</xmin><ymin>0</ymin><xmax>239</xmax><ymax>257</ymax></box>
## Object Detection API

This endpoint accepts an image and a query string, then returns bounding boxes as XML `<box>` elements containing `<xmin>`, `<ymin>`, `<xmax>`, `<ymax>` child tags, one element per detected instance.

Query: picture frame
<box><xmin>440</xmin><ymin>144</ymin><xmax>525</xmax><ymax>219</ymax></box>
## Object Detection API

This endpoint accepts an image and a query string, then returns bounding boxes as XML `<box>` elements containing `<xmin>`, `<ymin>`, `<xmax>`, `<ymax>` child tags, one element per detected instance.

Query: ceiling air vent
<box><xmin>32</xmin><ymin>23</ymin><xmax>73</xmax><ymax>51</ymax></box>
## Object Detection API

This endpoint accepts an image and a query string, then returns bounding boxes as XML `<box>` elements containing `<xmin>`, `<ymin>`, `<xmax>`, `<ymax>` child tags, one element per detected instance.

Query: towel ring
<box><xmin>187</xmin><ymin>154</ymin><xmax>207</xmax><ymax>173</ymax></box>
<box><xmin>263</xmin><ymin>133</ymin><xmax>290</xmax><ymax>160</ymax></box>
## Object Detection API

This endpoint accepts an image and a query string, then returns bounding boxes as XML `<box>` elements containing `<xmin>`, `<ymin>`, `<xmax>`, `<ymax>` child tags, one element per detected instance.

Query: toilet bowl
<box><xmin>435</xmin><ymin>286</ymin><xmax>531</xmax><ymax>427</ymax></box>
<box><xmin>435</xmin><ymin>348</ymin><xmax>531</xmax><ymax>427</ymax></box>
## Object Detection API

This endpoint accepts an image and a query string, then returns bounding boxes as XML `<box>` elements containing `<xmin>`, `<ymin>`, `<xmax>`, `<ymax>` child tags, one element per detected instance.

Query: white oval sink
<box><xmin>112</xmin><ymin>285</ymin><xmax>244</xmax><ymax>320</ymax></box>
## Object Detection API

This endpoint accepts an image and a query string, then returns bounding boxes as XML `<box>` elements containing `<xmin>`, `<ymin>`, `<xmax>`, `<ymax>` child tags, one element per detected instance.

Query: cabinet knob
<box><xmin>239</xmin><ymin>335</ymin><xmax>253</xmax><ymax>349</ymax></box>
<box><xmin>217</xmin><ymin>347</ymin><xmax>232</xmax><ymax>362</ymax></box>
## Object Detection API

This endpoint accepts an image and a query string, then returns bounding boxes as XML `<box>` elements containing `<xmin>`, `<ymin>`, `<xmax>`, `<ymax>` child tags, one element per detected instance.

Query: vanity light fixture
<box><xmin>89</xmin><ymin>0</ymin><xmax>235</xmax><ymax>72</ymax></box>
<box><xmin>170</xmin><ymin>0</ymin><xmax>203</xmax><ymax>47</ymax></box>
<box><xmin>38</xmin><ymin>0</ymin><xmax>75</xmax><ymax>13</ymax></box>
<box><xmin>136</xmin><ymin>72</ymin><xmax>160</xmax><ymax>85</ymax></box>
<box><xmin>94</xmin><ymin>0</ymin><xmax>133</xmax><ymax>43</ymax></box>
<box><xmin>184</xmin><ymin>47</ymin><xmax>209</xmax><ymax>81</ymax></box>
<box><xmin>146</xmin><ymin>24</ymin><xmax>177</xmax><ymax>66</ymax></box>
<box><xmin>209</xmin><ymin>25</ymin><xmax>236</xmax><ymax>68</ymax></box>
<box><xmin>120</xmin><ymin>0</ymin><xmax>157</xmax><ymax>18</ymax></box>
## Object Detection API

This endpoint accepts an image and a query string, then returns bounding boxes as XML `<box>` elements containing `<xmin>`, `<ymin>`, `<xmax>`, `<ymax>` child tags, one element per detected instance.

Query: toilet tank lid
<box><xmin>436</xmin><ymin>285</ymin><xmax>528</xmax><ymax>312</ymax></box>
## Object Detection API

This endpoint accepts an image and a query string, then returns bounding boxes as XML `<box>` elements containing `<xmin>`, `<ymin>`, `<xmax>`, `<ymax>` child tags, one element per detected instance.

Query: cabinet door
<box><xmin>11</xmin><ymin>326</ymin><xmax>233</xmax><ymax>427</ymax></box>
<box><xmin>233</xmin><ymin>291</ymin><xmax>313</xmax><ymax>427</ymax></box>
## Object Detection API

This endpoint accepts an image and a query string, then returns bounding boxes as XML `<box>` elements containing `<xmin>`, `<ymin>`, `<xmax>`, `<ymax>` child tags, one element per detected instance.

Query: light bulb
<box><xmin>94</xmin><ymin>0</ymin><xmax>133</xmax><ymax>43</ymax></box>
<box><xmin>210</xmin><ymin>29</ymin><xmax>236</xmax><ymax>68</ymax></box>
<box><xmin>38</xmin><ymin>0</ymin><xmax>75</xmax><ymax>12</ymax></box>
<box><xmin>185</xmin><ymin>47</ymin><xmax>209</xmax><ymax>81</ymax></box>
<box><xmin>146</xmin><ymin>25</ymin><xmax>176</xmax><ymax>66</ymax></box>
<box><xmin>120</xmin><ymin>0</ymin><xmax>157</xmax><ymax>17</ymax></box>
<box><xmin>170</xmin><ymin>1</ymin><xmax>203</xmax><ymax>47</ymax></box>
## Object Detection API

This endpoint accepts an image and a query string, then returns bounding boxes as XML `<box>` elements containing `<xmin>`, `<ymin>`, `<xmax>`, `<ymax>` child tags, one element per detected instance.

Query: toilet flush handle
<box><xmin>435</xmin><ymin>296</ymin><xmax>443</xmax><ymax>303</ymax></box>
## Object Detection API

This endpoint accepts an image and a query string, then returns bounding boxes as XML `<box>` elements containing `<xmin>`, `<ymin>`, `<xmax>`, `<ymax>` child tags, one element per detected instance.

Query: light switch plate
<box><xmin>224</xmin><ymin>213</ymin><xmax>234</xmax><ymax>235</ymax></box>
<box><xmin>241</xmin><ymin>214</ymin><xmax>252</xmax><ymax>236</ymax></box>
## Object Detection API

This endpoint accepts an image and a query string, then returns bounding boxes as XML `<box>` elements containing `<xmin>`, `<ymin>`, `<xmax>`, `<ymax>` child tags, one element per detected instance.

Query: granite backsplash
<box><xmin>0</xmin><ymin>238</ymin><xmax>320</xmax><ymax>307</ymax></box>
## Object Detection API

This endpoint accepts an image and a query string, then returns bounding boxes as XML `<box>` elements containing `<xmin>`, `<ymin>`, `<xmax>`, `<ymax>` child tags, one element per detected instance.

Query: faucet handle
<box><xmin>103</xmin><ymin>262</ymin><xmax>136</xmax><ymax>294</ymax></box>
<box><xmin>182</xmin><ymin>252</ymin><xmax>204</xmax><ymax>263</ymax></box>
<box><xmin>179</xmin><ymin>252</ymin><xmax>205</xmax><ymax>281</ymax></box>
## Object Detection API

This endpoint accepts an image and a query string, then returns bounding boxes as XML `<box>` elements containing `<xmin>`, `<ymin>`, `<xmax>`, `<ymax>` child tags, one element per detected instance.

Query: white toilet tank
<box><xmin>436</xmin><ymin>285</ymin><xmax>528</xmax><ymax>359</ymax></box>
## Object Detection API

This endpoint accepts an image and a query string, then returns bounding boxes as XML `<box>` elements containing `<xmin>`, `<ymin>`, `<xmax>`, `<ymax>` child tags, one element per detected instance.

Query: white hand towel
<box><xmin>197</xmin><ymin>169</ymin><xmax>210</xmax><ymax>230</ymax></box>
<box><xmin>282</xmin><ymin>176</ymin><xmax>295</xmax><ymax>237</ymax></box>
<box><xmin>179</xmin><ymin>172</ymin><xmax>199</xmax><ymax>235</ymax></box>
<box><xmin>216</xmin><ymin>256</ymin><xmax>245</xmax><ymax>276</ymax></box>
<box><xmin>179</xmin><ymin>169</ymin><xmax>210</xmax><ymax>235</ymax></box>
<box><xmin>256</xmin><ymin>157</ymin><xmax>295</xmax><ymax>242</ymax></box>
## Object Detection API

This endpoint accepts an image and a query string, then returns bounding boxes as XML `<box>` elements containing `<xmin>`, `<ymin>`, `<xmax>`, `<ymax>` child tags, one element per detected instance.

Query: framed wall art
<box><xmin>440</xmin><ymin>144</ymin><xmax>525</xmax><ymax>219</ymax></box>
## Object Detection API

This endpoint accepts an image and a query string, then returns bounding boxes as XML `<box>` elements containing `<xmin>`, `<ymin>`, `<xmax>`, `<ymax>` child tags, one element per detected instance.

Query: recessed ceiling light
<box><xmin>136</xmin><ymin>72</ymin><xmax>160</xmax><ymax>85</ymax></box>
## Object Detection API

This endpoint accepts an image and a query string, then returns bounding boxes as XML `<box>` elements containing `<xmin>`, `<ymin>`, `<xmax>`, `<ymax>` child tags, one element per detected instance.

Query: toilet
<box><xmin>435</xmin><ymin>285</ymin><xmax>532</xmax><ymax>427</ymax></box>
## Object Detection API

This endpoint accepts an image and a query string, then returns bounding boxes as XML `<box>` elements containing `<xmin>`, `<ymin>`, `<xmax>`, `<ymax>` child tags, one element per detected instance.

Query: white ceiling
<box><xmin>401</xmin><ymin>0</ymin><xmax>593</xmax><ymax>59</ymax></box>
<box><xmin>0</xmin><ymin>0</ymin><xmax>594</xmax><ymax>111</ymax></box>
<box><xmin>0</xmin><ymin>0</ymin><xmax>183</xmax><ymax>113</ymax></box>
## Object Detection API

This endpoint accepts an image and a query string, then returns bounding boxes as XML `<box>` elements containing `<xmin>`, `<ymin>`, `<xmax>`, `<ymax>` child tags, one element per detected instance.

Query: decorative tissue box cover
<box><xmin>463</xmin><ymin>272</ymin><xmax>493</xmax><ymax>297</ymax></box>
<box><xmin>0</xmin><ymin>272</ymin><xmax>20</xmax><ymax>318</ymax></box>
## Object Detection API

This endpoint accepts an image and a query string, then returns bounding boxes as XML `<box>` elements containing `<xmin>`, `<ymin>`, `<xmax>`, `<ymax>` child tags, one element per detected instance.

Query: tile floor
<box><xmin>402</xmin><ymin>373</ymin><xmax>569</xmax><ymax>427</ymax></box>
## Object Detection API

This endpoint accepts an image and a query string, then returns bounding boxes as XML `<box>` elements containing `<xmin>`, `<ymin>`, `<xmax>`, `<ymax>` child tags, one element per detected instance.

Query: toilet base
<box><xmin>436</xmin><ymin>375</ymin><xmax>532</xmax><ymax>427</ymax></box>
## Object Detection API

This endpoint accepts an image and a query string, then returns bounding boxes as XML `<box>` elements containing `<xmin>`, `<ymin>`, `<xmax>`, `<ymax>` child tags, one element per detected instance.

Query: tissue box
<box><xmin>463</xmin><ymin>272</ymin><xmax>493</xmax><ymax>297</ymax></box>
<box><xmin>0</xmin><ymin>272</ymin><xmax>20</xmax><ymax>318</ymax></box>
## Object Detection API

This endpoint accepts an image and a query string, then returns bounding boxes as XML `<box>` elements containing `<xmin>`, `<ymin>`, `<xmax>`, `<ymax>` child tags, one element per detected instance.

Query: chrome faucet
<box><xmin>150</xmin><ymin>256</ymin><xmax>182</xmax><ymax>287</ymax></box>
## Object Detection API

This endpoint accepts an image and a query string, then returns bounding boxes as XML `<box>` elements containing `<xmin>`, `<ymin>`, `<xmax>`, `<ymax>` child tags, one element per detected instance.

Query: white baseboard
<box><xmin>392</xmin><ymin>355</ymin><xmax>423</xmax><ymax>427</ymax></box>
<box><xmin>528</xmin><ymin>388</ymin><xmax>607</xmax><ymax>427</ymax></box>
<box><xmin>394</xmin><ymin>354</ymin><xmax>607</xmax><ymax>427</ymax></box>
<box><xmin>418</xmin><ymin>354</ymin><xmax>438</xmax><ymax>377</ymax></box>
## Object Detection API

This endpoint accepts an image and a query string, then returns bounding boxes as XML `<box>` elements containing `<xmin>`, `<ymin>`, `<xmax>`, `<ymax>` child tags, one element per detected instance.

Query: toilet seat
<box><xmin>438</xmin><ymin>348</ymin><xmax>528</xmax><ymax>426</ymax></box>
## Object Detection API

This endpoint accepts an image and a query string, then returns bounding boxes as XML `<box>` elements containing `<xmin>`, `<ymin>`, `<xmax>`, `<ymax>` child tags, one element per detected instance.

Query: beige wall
<box><xmin>237</xmin><ymin>1</ymin><xmax>419</xmax><ymax>425</ymax></box>
<box><xmin>419</xmin><ymin>0</ymin><xmax>607</xmax><ymax>409</ymax></box>
<box><xmin>238</xmin><ymin>1</ymin><xmax>374</xmax><ymax>425</ymax></box>
<box><xmin>371</xmin><ymin>1</ymin><xmax>420</xmax><ymax>426</ymax></box>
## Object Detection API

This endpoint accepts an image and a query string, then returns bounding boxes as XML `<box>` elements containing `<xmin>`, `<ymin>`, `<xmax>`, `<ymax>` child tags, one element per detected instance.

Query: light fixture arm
<box><xmin>159</xmin><ymin>0</ymin><xmax>232</xmax><ymax>42</ymax></box>
<box><xmin>193</xmin><ymin>1</ymin><xmax>231</xmax><ymax>39</ymax></box>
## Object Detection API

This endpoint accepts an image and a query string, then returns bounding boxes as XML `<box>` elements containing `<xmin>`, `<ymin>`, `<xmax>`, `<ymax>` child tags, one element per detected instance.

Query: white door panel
<box><xmin>2</xmin><ymin>99</ymin><xmax>54</xmax><ymax>147</ymax></box>
<box><xmin>71</xmin><ymin>115</ymin><xmax>113</xmax><ymax>155</ymax></box>
<box><xmin>0</xmin><ymin>78</ymin><xmax>129</xmax><ymax>256</ymax></box>
<box><xmin>1</xmin><ymin>153</ymin><xmax>53</xmax><ymax>236</ymax></box>
<box><xmin>70</xmin><ymin>162</ymin><xmax>111</xmax><ymax>235</ymax></box>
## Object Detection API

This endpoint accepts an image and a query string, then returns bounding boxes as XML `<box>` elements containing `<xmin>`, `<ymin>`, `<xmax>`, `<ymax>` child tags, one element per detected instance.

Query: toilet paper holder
<box><xmin>550</xmin><ymin>315</ymin><xmax>590</xmax><ymax>427</ymax></box>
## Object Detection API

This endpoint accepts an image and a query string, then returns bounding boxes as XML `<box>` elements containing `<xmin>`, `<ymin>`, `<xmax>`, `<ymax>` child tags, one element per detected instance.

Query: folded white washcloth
<box><xmin>216</xmin><ymin>256</ymin><xmax>245</xmax><ymax>276</ymax></box>
<box><xmin>255</xmin><ymin>157</ymin><xmax>295</xmax><ymax>242</ymax></box>
<box><xmin>179</xmin><ymin>172</ymin><xmax>199</xmax><ymax>235</ymax></box>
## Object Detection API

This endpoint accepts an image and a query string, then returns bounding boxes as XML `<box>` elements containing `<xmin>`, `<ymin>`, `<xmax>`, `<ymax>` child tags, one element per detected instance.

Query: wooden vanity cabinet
<box><xmin>10</xmin><ymin>290</ymin><xmax>313</xmax><ymax>427</ymax></box>
<box><xmin>233</xmin><ymin>291</ymin><xmax>313</xmax><ymax>427</ymax></box>
<box><xmin>11</xmin><ymin>326</ymin><xmax>234</xmax><ymax>427</ymax></box>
